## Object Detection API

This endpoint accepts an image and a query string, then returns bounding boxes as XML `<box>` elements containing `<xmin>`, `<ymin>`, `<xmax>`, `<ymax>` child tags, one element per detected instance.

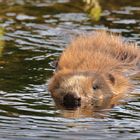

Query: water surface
<box><xmin>0</xmin><ymin>0</ymin><xmax>139</xmax><ymax>139</ymax></box>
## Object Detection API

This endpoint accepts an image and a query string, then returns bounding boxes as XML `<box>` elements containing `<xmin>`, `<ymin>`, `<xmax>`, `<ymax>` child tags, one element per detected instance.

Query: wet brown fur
<box><xmin>48</xmin><ymin>31</ymin><xmax>140</xmax><ymax>106</ymax></box>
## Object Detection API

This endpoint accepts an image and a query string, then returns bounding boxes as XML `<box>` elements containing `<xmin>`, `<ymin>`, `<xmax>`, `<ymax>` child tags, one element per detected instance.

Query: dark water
<box><xmin>0</xmin><ymin>0</ymin><xmax>139</xmax><ymax>139</ymax></box>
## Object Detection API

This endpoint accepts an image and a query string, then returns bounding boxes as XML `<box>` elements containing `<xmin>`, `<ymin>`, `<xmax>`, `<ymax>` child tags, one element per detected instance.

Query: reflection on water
<box><xmin>0</xmin><ymin>0</ymin><xmax>139</xmax><ymax>139</ymax></box>
<box><xmin>84</xmin><ymin>0</ymin><xmax>102</xmax><ymax>21</ymax></box>
<box><xmin>0</xmin><ymin>27</ymin><xmax>5</xmax><ymax>57</ymax></box>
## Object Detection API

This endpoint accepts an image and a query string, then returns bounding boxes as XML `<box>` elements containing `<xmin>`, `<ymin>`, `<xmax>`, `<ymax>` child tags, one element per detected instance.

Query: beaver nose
<box><xmin>63</xmin><ymin>93</ymin><xmax>81</xmax><ymax>108</ymax></box>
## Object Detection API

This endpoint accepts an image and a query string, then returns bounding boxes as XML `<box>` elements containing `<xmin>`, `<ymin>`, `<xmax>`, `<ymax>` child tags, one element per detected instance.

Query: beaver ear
<box><xmin>51</xmin><ymin>56</ymin><xmax>61</xmax><ymax>71</ymax></box>
<box><xmin>50</xmin><ymin>60</ymin><xmax>58</xmax><ymax>68</ymax></box>
<box><xmin>107</xmin><ymin>73</ymin><xmax>115</xmax><ymax>85</ymax></box>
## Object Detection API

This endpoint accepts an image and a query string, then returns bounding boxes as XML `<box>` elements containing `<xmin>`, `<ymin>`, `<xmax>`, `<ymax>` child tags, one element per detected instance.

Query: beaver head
<box><xmin>48</xmin><ymin>69</ymin><xmax>129</xmax><ymax>109</ymax></box>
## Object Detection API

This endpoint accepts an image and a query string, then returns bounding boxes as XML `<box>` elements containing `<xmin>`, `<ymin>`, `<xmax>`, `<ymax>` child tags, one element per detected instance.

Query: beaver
<box><xmin>48</xmin><ymin>31</ymin><xmax>140</xmax><ymax>109</ymax></box>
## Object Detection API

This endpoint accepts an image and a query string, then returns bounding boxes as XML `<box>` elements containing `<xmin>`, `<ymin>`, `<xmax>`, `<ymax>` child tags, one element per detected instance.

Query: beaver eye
<box><xmin>92</xmin><ymin>84</ymin><xmax>99</xmax><ymax>90</ymax></box>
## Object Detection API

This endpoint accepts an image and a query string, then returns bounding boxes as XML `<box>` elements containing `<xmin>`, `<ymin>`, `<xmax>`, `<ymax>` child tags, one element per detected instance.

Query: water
<box><xmin>0</xmin><ymin>0</ymin><xmax>139</xmax><ymax>139</ymax></box>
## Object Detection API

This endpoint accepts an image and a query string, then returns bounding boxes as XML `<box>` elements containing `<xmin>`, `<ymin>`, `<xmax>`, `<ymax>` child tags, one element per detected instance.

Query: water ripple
<box><xmin>0</xmin><ymin>0</ymin><xmax>139</xmax><ymax>140</ymax></box>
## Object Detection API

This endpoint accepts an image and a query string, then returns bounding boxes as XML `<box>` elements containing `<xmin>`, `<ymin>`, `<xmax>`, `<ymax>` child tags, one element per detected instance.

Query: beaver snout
<box><xmin>63</xmin><ymin>93</ymin><xmax>81</xmax><ymax>108</ymax></box>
